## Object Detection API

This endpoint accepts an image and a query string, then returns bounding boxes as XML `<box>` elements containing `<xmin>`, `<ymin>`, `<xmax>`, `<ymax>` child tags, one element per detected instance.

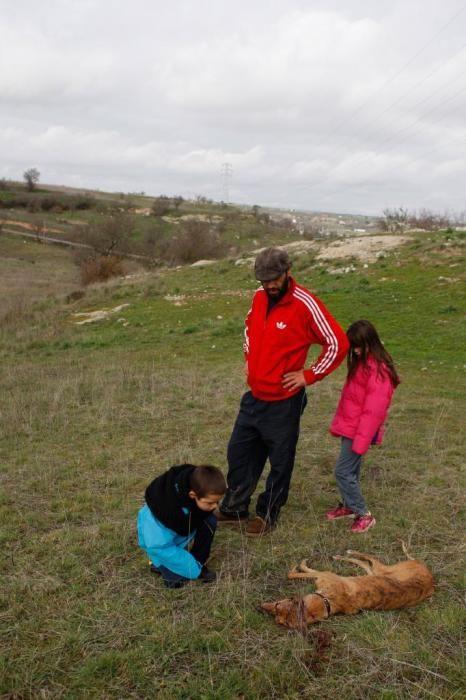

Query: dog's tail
<box><xmin>400</xmin><ymin>539</ymin><xmax>414</xmax><ymax>560</ymax></box>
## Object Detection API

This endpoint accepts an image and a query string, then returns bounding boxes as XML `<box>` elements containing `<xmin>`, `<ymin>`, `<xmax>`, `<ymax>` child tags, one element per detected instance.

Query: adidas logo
<box><xmin>276</xmin><ymin>321</ymin><xmax>287</xmax><ymax>330</ymax></box>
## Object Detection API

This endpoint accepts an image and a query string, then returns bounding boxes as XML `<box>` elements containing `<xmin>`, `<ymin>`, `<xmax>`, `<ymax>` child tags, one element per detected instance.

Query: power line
<box><xmin>221</xmin><ymin>162</ymin><xmax>233</xmax><ymax>202</ymax></box>
<box><xmin>400</xmin><ymin>61</ymin><xmax>466</xmax><ymax>114</ymax></box>
<box><xmin>297</xmin><ymin>43</ymin><xmax>466</xmax><ymax>195</ymax></box>
<box><xmin>366</xmin><ymin>131</ymin><xmax>466</xmax><ymax>189</ymax></box>
<box><xmin>321</xmin><ymin>4</ymin><xmax>466</xmax><ymax>145</ymax></box>
<box><xmin>340</xmin><ymin>44</ymin><xmax>466</xmax><ymax>151</ymax></box>
<box><xmin>294</xmin><ymin>91</ymin><xmax>466</xmax><ymax>203</ymax></box>
<box><xmin>298</xmin><ymin>92</ymin><xmax>466</xmax><ymax>197</ymax></box>
<box><xmin>355</xmin><ymin>84</ymin><xmax>466</xmax><ymax>162</ymax></box>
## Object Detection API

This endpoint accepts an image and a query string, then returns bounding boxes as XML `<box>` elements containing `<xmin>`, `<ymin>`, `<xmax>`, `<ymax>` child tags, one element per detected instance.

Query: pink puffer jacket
<box><xmin>330</xmin><ymin>356</ymin><xmax>395</xmax><ymax>455</ymax></box>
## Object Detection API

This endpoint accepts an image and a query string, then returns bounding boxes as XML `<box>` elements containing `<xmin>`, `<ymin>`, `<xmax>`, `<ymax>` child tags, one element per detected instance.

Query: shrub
<box><xmin>76</xmin><ymin>214</ymin><xmax>134</xmax><ymax>257</ymax></box>
<box><xmin>79</xmin><ymin>255</ymin><xmax>125</xmax><ymax>285</ymax></box>
<box><xmin>27</xmin><ymin>198</ymin><xmax>41</xmax><ymax>213</ymax></box>
<box><xmin>40</xmin><ymin>196</ymin><xmax>63</xmax><ymax>212</ymax></box>
<box><xmin>0</xmin><ymin>194</ymin><xmax>32</xmax><ymax>209</ymax></box>
<box><xmin>151</xmin><ymin>196</ymin><xmax>172</xmax><ymax>217</ymax></box>
<box><xmin>73</xmin><ymin>195</ymin><xmax>94</xmax><ymax>210</ymax></box>
<box><xmin>167</xmin><ymin>221</ymin><xmax>228</xmax><ymax>264</ymax></box>
<box><xmin>0</xmin><ymin>190</ymin><xmax>96</xmax><ymax>211</ymax></box>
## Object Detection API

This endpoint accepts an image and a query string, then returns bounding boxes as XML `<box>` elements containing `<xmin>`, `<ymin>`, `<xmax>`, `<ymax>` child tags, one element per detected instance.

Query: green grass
<box><xmin>0</xmin><ymin>233</ymin><xmax>81</xmax><ymax>315</ymax></box>
<box><xmin>1</xmin><ymin>229</ymin><xmax>465</xmax><ymax>699</ymax></box>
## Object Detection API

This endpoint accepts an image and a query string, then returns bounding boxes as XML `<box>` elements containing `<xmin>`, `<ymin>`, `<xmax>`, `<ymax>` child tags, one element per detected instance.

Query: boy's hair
<box><xmin>347</xmin><ymin>319</ymin><xmax>400</xmax><ymax>387</ymax></box>
<box><xmin>189</xmin><ymin>465</ymin><xmax>226</xmax><ymax>497</ymax></box>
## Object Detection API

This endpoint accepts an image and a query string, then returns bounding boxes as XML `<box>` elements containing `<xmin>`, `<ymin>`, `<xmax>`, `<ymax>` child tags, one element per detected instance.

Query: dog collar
<box><xmin>314</xmin><ymin>592</ymin><xmax>332</xmax><ymax>618</ymax></box>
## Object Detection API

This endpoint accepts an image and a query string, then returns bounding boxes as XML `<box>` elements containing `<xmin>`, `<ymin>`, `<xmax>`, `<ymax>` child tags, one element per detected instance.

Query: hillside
<box><xmin>0</xmin><ymin>180</ymin><xmax>381</xmax><ymax>269</ymax></box>
<box><xmin>1</xmin><ymin>201</ymin><xmax>465</xmax><ymax>698</ymax></box>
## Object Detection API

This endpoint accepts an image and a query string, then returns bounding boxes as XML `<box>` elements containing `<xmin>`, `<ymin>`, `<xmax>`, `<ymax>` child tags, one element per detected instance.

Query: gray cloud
<box><xmin>1</xmin><ymin>0</ymin><xmax>465</xmax><ymax>214</ymax></box>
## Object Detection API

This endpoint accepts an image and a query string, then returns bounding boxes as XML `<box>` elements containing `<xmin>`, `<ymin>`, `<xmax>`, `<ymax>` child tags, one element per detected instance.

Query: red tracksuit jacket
<box><xmin>244</xmin><ymin>277</ymin><xmax>349</xmax><ymax>401</ymax></box>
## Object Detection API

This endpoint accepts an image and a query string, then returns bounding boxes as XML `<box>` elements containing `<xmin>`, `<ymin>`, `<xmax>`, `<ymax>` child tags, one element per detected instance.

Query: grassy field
<box><xmin>1</xmin><ymin>228</ymin><xmax>465</xmax><ymax>699</ymax></box>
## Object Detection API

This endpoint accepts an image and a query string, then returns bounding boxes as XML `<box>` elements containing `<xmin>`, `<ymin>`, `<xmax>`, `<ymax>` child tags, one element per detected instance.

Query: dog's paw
<box><xmin>299</xmin><ymin>559</ymin><xmax>309</xmax><ymax>571</ymax></box>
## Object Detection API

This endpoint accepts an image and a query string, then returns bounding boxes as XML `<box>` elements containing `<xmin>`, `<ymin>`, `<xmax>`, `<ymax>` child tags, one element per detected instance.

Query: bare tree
<box><xmin>410</xmin><ymin>209</ymin><xmax>450</xmax><ymax>231</ymax></box>
<box><xmin>379</xmin><ymin>207</ymin><xmax>409</xmax><ymax>232</ymax></box>
<box><xmin>74</xmin><ymin>214</ymin><xmax>136</xmax><ymax>284</ymax></box>
<box><xmin>167</xmin><ymin>220</ymin><xmax>228</xmax><ymax>264</ymax></box>
<box><xmin>151</xmin><ymin>196</ymin><xmax>171</xmax><ymax>217</ymax></box>
<box><xmin>302</xmin><ymin>224</ymin><xmax>322</xmax><ymax>239</ymax></box>
<box><xmin>23</xmin><ymin>168</ymin><xmax>40</xmax><ymax>192</ymax></box>
<box><xmin>77</xmin><ymin>214</ymin><xmax>134</xmax><ymax>257</ymax></box>
<box><xmin>380</xmin><ymin>207</ymin><xmax>452</xmax><ymax>232</ymax></box>
<box><xmin>173</xmin><ymin>196</ymin><xmax>184</xmax><ymax>211</ymax></box>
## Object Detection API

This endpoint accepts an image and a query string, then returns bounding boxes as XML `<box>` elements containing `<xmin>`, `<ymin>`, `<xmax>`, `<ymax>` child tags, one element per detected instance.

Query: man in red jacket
<box><xmin>217</xmin><ymin>247</ymin><xmax>349</xmax><ymax>535</ymax></box>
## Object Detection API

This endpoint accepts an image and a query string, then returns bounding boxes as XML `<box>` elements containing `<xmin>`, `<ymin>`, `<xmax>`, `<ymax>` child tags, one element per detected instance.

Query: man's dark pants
<box><xmin>220</xmin><ymin>389</ymin><xmax>307</xmax><ymax>525</ymax></box>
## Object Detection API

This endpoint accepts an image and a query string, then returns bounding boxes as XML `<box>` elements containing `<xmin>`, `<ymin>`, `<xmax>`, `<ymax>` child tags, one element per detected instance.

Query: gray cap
<box><xmin>254</xmin><ymin>247</ymin><xmax>291</xmax><ymax>281</ymax></box>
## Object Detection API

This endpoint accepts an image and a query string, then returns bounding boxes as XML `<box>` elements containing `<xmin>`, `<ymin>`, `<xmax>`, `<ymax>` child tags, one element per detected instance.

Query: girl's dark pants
<box><xmin>220</xmin><ymin>389</ymin><xmax>307</xmax><ymax>525</ymax></box>
<box><xmin>159</xmin><ymin>513</ymin><xmax>217</xmax><ymax>588</ymax></box>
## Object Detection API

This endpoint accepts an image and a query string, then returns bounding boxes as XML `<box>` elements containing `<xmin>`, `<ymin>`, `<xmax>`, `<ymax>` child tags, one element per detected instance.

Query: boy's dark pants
<box><xmin>220</xmin><ymin>389</ymin><xmax>306</xmax><ymax>525</ymax></box>
<box><xmin>159</xmin><ymin>513</ymin><xmax>217</xmax><ymax>588</ymax></box>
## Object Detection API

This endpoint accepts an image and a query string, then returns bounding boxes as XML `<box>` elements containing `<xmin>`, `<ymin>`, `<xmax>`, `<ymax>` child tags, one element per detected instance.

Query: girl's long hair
<box><xmin>346</xmin><ymin>320</ymin><xmax>400</xmax><ymax>387</ymax></box>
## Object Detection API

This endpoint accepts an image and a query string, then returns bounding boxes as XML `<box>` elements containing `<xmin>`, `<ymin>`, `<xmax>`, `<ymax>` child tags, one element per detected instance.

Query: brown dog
<box><xmin>262</xmin><ymin>549</ymin><xmax>434</xmax><ymax>629</ymax></box>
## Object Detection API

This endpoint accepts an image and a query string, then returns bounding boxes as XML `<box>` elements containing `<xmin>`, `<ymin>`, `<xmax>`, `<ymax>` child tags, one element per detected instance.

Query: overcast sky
<box><xmin>1</xmin><ymin>0</ymin><xmax>466</xmax><ymax>215</ymax></box>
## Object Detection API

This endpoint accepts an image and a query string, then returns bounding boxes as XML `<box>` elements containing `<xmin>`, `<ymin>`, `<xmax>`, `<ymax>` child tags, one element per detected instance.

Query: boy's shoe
<box><xmin>245</xmin><ymin>516</ymin><xmax>274</xmax><ymax>537</ymax></box>
<box><xmin>165</xmin><ymin>579</ymin><xmax>188</xmax><ymax>589</ymax></box>
<box><xmin>198</xmin><ymin>565</ymin><xmax>217</xmax><ymax>584</ymax></box>
<box><xmin>214</xmin><ymin>509</ymin><xmax>248</xmax><ymax>526</ymax></box>
<box><xmin>351</xmin><ymin>513</ymin><xmax>376</xmax><ymax>533</ymax></box>
<box><xmin>150</xmin><ymin>564</ymin><xmax>189</xmax><ymax>588</ymax></box>
<box><xmin>326</xmin><ymin>503</ymin><xmax>355</xmax><ymax>520</ymax></box>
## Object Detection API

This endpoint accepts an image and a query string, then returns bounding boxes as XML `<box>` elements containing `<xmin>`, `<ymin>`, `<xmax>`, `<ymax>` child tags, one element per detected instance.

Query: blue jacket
<box><xmin>137</xmin><ymin>504</ymin><xmax>202</xmax><ymax>579</ymax></box>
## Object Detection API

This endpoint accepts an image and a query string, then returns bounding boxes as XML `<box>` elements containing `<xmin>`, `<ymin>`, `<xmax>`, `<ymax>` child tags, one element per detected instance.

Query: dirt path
<box><xmin>2</xmin><ymin>219</ymin><xmax>65</xmax><ymax>235</ymax></box>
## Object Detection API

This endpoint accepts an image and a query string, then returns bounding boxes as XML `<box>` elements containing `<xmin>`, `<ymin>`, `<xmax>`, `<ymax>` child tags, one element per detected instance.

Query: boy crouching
<box><xmin>137</xmin><ymin>464</ymin><xmax>226</xmax><ymax>588</ymax></box>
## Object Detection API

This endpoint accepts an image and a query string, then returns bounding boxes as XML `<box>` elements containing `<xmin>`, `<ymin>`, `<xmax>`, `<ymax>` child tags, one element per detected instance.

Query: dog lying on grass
<box><xmin>261</xmin><ymin>549</ymin><xmax>434</xmax><ymax>630</ymax></box>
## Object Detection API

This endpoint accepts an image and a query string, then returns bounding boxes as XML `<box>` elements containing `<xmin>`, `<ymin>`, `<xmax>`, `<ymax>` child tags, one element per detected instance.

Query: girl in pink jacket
<box><xmin>327</xmin><ymin>320</ymin><xmax>400</xmax><ymax>533</ymax></box>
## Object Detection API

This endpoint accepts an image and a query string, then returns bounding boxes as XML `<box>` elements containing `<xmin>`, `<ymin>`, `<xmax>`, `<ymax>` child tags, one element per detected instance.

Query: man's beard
<box><xmin>265</xmin><ymin>276</ymin><xmax>289</xmax><ymax>300</ymax></box>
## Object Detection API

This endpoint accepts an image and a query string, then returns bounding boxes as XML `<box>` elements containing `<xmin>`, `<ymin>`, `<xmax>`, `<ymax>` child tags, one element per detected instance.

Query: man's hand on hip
<box><xmin>282</xmin><ymin>370</ymin><xmax>306</xmax><ymax>392</ymax></box>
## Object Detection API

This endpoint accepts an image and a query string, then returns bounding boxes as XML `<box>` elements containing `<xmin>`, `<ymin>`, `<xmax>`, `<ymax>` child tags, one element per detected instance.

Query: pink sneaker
<box><xmin>326</xmin><ymin>503</ymin><xmax>355</xmax><ymax>520</ymax></box>
<box><xmin>351</xmin><ymin>513</ymin><xmax>376</xmax><ymax>533</ymax></box>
